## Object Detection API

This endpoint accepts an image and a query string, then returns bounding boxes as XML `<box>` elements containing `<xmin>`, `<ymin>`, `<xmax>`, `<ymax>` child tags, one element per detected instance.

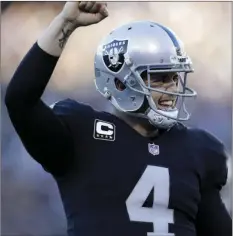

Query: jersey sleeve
<box><xmin>9</xmin><ymin>100</ymin><xmax>76</xmax><ymax>176</ymax></box>
<box><xmin>195</xmin><ymin>131</ymin><xmax>232</xmax><ymax>235</ymax></box>
<box><xmin>195</xmin><ymin>188</ymin><xmax>232</xmax><ymax>236</ymax></box>
<box><xmin>202</xmin><ymin>131</ymin><xmax>228</xmax><ymax>190</ymax></box>
<box><xmin>4</xmin><ymin>42</ymin><xmax>85</xmax><ymax>177</ymax></box>
<box><xmin>51</xmin><ymin>98</ymin><xmax>95</xmax><ymax>144</ymax></box>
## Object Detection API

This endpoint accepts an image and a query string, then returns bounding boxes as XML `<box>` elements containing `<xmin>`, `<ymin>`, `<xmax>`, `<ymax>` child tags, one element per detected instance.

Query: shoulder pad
<box><xmin>50</xmin><ymin>99</ymin><xmax>94</xmax><ymax>116</ymax></box>
<box><xmin>188</xmin><ymin>127</ymin><xmax>224</xmax><ymax>150</ymax></box>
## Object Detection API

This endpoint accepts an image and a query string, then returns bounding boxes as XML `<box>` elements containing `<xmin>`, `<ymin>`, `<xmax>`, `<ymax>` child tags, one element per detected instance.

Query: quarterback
<box><xmin>5</xmin><ymin>2</ymin><xmax>232</xmax><ymax>236</ymax></box>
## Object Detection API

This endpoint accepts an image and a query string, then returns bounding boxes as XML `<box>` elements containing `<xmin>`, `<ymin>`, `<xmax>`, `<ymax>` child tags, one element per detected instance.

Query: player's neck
<box><xmin>133</xmin><ymin>123</ymin><xmax>159</xmax><ymax>138</ymax></box>
<box><xmin>113</xmin><ymin>110</ymin><xmax>159</xmax><ymax>138</ymax></box>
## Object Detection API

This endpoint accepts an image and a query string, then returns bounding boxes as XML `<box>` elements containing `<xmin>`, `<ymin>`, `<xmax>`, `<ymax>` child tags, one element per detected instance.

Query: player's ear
<box><xmin>140</xmin><ymin>70</ymin><xmax>149</xmax><ymax>85</ymax></box>
<box><xmin>140</xmin><ymin>70</ymin><xmax>147</xmax><ymax>81</ymax></box>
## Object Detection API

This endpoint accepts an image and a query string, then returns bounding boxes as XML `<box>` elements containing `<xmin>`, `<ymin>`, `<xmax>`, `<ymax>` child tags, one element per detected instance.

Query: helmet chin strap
<box><xmin>110</xmin><ymin>95</ymin><xmax>177</xmax><ymax>129</ymax></box>
<box><xmin>146</xmin><ymin>108</ymin><xmax>177</xmax><ymax>129</ymax></box>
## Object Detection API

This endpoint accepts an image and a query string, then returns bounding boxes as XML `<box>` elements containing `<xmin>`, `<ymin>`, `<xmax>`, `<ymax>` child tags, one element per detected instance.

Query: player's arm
<box><xmin>195</xmin><ymin>187</ymin><xmax>231</xmax><ymax>236</ymax></box>
<box><xmin>38</xmin><ymin>1</ymin><xmax>108</xmax><ymax>57</ymax></box>
<box><xmin>5</xmin><ymin>2</ymin><xmax>108</xmax><ymax>176</ymax></box>
<box><xmin>195</xmin><ymin>143</ymin><xmax>232</xmax><ymax>236</ymax></box>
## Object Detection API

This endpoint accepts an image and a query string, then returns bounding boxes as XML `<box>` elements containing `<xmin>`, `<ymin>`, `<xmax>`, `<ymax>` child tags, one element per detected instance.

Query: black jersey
<box><xmin>50</xmin><ymin>99</ymin><xmax>229</xmax><ymax>236</ymax></box>
<box><xmin>5</xmin><ymin>43</ymin><xmax>231</xmax><ymax>236</ymax></box>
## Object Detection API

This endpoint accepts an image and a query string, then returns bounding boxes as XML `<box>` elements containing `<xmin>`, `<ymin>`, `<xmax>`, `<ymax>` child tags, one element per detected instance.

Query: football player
<box><xmin>5</xmin><ymin>2</ymin><xmax>232</xmax><ymax>236</ymax></box>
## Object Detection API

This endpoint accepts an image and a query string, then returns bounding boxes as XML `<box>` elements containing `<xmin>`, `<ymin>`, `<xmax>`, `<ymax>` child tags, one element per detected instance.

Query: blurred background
<box><xmin>1</xmin><ymin>1</ymin><xmax>232</xmax><ymax>235</ymax></box>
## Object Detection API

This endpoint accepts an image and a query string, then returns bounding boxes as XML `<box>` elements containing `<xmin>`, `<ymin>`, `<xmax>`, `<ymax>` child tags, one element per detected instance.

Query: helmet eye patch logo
<box><xmin>102</xmin><ymin>40</ymin><xmax>128</xmax><ymax>73</ymax></box>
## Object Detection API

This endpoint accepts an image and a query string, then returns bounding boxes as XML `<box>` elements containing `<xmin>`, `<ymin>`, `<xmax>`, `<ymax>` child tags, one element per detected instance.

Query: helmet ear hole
<box><xmin>114</xmin><ymin>78</ymin><xmax>126</xmax><ymax>91</ymax></box>
<box><xmin>140</xmin><ymin>70</ymin><xmax>148</xmax><ymax>83</ymax></box>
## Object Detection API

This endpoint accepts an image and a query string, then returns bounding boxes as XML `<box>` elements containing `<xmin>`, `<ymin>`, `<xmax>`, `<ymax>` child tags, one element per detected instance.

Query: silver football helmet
<box><xmin>94</xmin><ymin>21</ymin><xmax>197</xmax><ymax>129</ymax></box>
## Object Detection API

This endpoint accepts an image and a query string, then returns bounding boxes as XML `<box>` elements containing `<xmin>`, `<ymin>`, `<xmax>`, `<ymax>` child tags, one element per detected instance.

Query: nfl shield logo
<box><xmin>148</xmin><ymin>143</ymin><xmax>160</xmax><ymax>156</ymax></box>
<box><xmin>102</xmin><ymin>39</ymin><xmax>128</xmax><ymax>73</ymax></box>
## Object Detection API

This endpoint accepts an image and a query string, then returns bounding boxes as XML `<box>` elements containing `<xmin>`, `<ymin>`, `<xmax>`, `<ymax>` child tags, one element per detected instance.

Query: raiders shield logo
<box><xmin>102</xmin><ymin>40</ymin><xmax>128</xmax><ymax>73</ymax></box>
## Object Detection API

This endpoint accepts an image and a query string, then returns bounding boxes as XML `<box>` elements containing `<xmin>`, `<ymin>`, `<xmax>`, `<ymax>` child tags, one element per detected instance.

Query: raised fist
<box><xmin>60</xmin><ymin>1</ymin><xmax>109</xmax><ymax>26</ymax></box>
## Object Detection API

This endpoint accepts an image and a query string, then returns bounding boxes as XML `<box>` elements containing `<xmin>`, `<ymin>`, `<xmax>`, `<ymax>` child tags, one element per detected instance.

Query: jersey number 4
<box><xmin>126</xmin><ymin>165</ymin><xmax>175</xmax><ymax>236</ymax></box>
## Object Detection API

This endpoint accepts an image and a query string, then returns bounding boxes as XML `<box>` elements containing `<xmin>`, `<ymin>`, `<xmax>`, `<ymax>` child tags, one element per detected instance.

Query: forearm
<box><xmin>37</xmin><ymin>1</ymin><xmax>108</xmax><ymax>57</ymax></box>
<box><xmin>5</xmin><ymin>43</ymin><xmax>58</xmax><ymax>110</ymax></box>
<box><xmin>5</xmin><ymin>12</ymin><xmax>79</xmax><ymax>110</ymax></box>
<box><xmin>37</xmin><ymin>13</ymin><xmax>77</xmax><ymax>57</ymax></box>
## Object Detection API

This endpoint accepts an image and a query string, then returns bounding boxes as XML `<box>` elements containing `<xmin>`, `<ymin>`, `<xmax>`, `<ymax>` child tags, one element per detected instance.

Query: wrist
<box><xmin>56</xmin><ymin>13</ymin><xmax>80</xmax><ymax>30</ymax></box>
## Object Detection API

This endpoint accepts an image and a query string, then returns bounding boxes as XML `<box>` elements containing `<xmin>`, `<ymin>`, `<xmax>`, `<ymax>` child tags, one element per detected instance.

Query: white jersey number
<box><xmin>126</xmin><ymin>165</ymin><xmax>175</xmax><ymax>236</ymax></box>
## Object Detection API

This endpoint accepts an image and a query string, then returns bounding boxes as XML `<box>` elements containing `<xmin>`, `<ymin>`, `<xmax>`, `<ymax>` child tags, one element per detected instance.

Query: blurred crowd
<box><xmin>1</xmin><ymin>2</ymin><xmax>232</xmax><ymax>235</ymax></box>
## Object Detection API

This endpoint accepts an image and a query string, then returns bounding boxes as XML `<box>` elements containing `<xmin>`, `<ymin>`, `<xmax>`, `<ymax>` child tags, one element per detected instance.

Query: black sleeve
<box><xmin>5</xmin><ymin>42</ymin><xmax>74</xmax><ymax>177</ymax></box>
<box><xmin>196</xmin><ymin>138</ymin><xmax>232</xmax><ymax>236</ymax></box>
<box><xmin>195</xmin><ymin>188</ymin><xmax>231</xmax><ymax>236</ymax></box>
